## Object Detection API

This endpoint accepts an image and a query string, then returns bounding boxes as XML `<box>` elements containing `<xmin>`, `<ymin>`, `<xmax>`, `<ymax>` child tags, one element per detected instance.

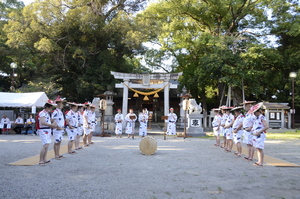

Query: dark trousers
<box><xmin>25</xmin><ymin>125</ymin><xmax>35</xmax><ymax>134</ymax></box>
<box><xmin>13</xmin><ymin>124</ymin><xmax>24</xmax><ymax>134</ymax></box>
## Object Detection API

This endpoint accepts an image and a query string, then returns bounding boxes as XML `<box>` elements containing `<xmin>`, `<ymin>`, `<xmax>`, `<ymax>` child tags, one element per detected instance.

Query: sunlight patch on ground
<box><xmin>265</xmin><ymin>140</ymin><xmax>287</xmax><ymax>144</ymax></box>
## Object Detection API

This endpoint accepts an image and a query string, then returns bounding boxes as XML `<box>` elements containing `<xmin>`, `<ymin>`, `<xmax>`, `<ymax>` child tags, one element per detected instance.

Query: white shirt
<box><xmin>115</xmin><ymin>113</ymin><xmax>124</xmax><ymax>123</ymax></box>
<box><xmin>253</xmin><ymin>114</ymin><xmax>267</xmax><ymax>133</ymax></box>
<box><xmin>167</xmin><ymin>113</ymin><xmax>177</xmax><ymax>123</ymax></box>
<box><xmin>232</xmin><ymin>114</ymin><xmax>244</xmax><ymax>129</ymax></box>
<box><xmin>212</xmin><ymin>114</ymin><xmax>222</xmax><ymax>127</ymax></box>
<box><xmin>243</xmin><ymin>113</ymin><xmax>256</xmax><ymax>129</ymax></box>
<box><xmin>65</xmin><ymin>110</ymin><xmax>79</xmax><ymax>128</ymax></box>
<box><xmin>26</xmin><ymin>117</ymin><xmax>35</xmax><ymax>124</ymax></box>
<box><xmin>15</xmin><ymin>117</ymin><xmax>24</xmax><ymax>124</ymax></box>
<box><xmin>1</xmin><ymin>118</ymin><xmax>11</xmax><ymax>124</ymax></box>
<box><xmin>52</xmin><ymin>108</ymin><xmax>65</xmax><ymax>128</ymax></box>
<box><xmin>38</xmin><ymin>110</ymin><xmax>51</xmax><ymax>129</ymax></box>
<box><xmin>224</xmin><ymin>113</ymin><xmax>234</xmax><ymax>127</ymax></box>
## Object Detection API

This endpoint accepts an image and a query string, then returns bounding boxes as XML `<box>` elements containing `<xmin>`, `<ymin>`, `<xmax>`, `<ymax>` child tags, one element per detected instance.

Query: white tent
<box><xmin>0</xmin><ymin>92</ymin><xmax>49</xmax><ymax>108</ymax></box>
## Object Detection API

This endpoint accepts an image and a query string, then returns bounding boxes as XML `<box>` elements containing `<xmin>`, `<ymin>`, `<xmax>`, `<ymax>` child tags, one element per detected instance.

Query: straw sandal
<box><xmin>253</xmin><ymin>162</ymin><xmax>263</xmax><ymax>167</ymax></box>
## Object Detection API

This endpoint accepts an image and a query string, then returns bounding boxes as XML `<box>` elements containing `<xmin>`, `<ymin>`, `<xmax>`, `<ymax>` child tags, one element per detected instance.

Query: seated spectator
<box><xmin>25</xmin><ymin>114</ymin><xmax>36</xmax><ymax>135</ymax></box>
<box><xmin>0</xmin><ymin>115</ymin><xmax>12</xmax><ymax>134</ymax></box>
<box><xmin>13</xmin><ymin>115</ymin><xmax>24</xmax><ymax>134</ymax></box>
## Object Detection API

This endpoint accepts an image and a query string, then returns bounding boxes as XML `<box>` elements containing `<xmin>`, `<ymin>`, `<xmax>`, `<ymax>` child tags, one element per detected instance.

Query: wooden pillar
<box><xmin>122</xmin><ymin>79</ymin><xmax>129</xmax><ymax>119</ymax></box>
<box><xmin>281</xmin><ymin>110</ymin><xmax>285</xmax><ymax>129</ymax></box>
<box><xmin>164</xmin><ymin>79</ymin><xmax>169</xmax><ymax>116</ymax></box>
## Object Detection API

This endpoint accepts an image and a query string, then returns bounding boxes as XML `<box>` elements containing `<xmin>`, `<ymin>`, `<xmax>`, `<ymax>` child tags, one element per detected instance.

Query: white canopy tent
<box><xmin>0</xmin><ymin>92</ymin><xmax>49</xmax><ymax>113</ymax></box>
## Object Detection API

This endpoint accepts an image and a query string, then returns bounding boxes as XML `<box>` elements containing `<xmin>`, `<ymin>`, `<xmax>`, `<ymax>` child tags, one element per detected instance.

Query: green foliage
<box><xmin>15</xmin><ymin>77</ymin><xmax>61</xmax><ymax>99</ymax></box>
<box><xmin>0</xmin><ymin>0</ymin><xmax>25</xmax><ymax>92</ymax></box>
<box><xmin>1</xmin><ymin>0</ymin><xmax>300</xmax><ymax>113</ymax></box>
<box><xmin>3</xmin><ymin>0</ymin><xmax>147</xmax><ymax>101</ymax></box>
<box><xmin>134</xmin><ymin>0</ymin><xmax>300</xmax><ymax>109</ymax></box>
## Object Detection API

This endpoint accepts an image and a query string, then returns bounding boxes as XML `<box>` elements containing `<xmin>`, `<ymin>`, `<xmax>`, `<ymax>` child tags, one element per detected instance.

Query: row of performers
<box><xmin>36</xmin><ymin>97</ymin><xmax>96</xmax><ymax>166</ymax></box>
<box><xmin>114</xmin><ymin>108</ymin><xmax>178</xmax><ymax>138</ymax></box>
<box><xmin>211</xmin><ymin>101</ymin><xmax>269</xmax><ymax>167</ymax></box>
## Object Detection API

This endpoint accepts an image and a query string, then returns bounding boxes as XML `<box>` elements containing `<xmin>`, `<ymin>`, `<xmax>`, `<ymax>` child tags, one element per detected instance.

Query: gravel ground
<box><xmin>0</xmin><ymin>132</ymin><xmax>300</xmax><ymax>199</ymax></box>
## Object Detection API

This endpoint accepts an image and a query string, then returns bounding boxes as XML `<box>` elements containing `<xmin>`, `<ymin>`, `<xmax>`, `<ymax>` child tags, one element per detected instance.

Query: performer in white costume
<box><xmin>231</xmin><ymin>106</ymin><xmax>244</xmax><ymax>157</ymax></box>
<box><xmin>83</xmin><ymin>102</ymin><xmax>91</xmax><ymax>147</ymax></box>
<box><xmin>241</xmin><ymin>100</ymin><xmax>256</xmax><ymax>162</ymax></box>
<box><xmin>138</xmin><ymin>108</ymin><xmax>149</xmax><ymax>137</ymax></box>
<box><xmin>114</xmin><ymin>109</ymin><xmax>124</xmax><ymax>138</ymax></box>
<box><xmin>166</xmin><ymin>108</ymin><xmax>177</xmax><ymax>136</ymax></box>
<box><xmin>82</xmin><ymin>102</ymin><xmax>96</xmax><ymax>146</ymax></box>
<box><xmin>37</xmin><ymin>100</ymin><xmax>57</xmax><ymax>166</ymax></box>
<box><xmin>52</xmin><ymin>96</ymin><xmax>66</xmax><ymax>160</ymax></box>
<box><xmin>220</xmin><ymin>106</ymin><xmax>228</xmax><ymax>149</ymax></box>
<box><xmin>65</xmin><ymin>102</ymin><xmax>78</xmax><ymax>154</ymax></box>
<box><xmin>87</xmin><ymin>105</ymin><xmax>96</xmax><ymax>145</ymax></box>
<box><xmin>212</xmin><ymin>108</ymin><xmax>222</xmax><ymax>146</ymax></box>
<box><xmin>125</xmin><ymin>109</ymin><xmax>137</xmax><ymax>139</ymax></box>
<box><xmin>223</xmin><ymin>106</ymin><xmax>234</xmax><ymax>152</ymax></box>
<box><xmin>75</xmin><ymin>104</ymin><xmax>85</xmax><ymax>150</ymax></box>
<box><xmin>251</xmin><ymin>103</ymin><xmax>269</xmax><ymax>167</ymax></box>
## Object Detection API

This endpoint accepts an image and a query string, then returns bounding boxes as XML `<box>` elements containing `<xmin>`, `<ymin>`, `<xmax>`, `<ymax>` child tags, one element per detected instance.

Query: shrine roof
<box><xmin>263</xmin><ymin>102</ymin><xmax>290</xmax><ymax>109</ymax></box>
<box><xmin>110</xmin><ymin>71</ymin><xmax>182</xmax><ymax>81</ymax></box>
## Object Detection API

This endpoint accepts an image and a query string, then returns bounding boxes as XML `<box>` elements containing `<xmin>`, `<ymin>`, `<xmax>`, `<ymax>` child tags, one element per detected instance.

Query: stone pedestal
<box><xmin>92</xmin><ymin>98</ymin><xmax>101</xmax><ymax>135</ymax></box>
<box><xmin>104</xmin><ymin>99</ymin><xmax>115</xmax><ymax>131</ymax></box>
<box><xmin>187</xmin><ymin>113</ymin><xmax>205</xmax><ymax>136</ymax></box>
<box><xmin>178</xmin><ymin>101</ymin><xmax>185</xmax><ymax>129</ymax></box>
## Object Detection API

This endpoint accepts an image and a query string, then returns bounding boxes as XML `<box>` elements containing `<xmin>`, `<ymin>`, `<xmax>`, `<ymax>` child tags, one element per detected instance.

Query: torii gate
<box><xmin>110</xmin><ymin>71</ymin><xmax>182</xmax><ymax>118</ymax></box>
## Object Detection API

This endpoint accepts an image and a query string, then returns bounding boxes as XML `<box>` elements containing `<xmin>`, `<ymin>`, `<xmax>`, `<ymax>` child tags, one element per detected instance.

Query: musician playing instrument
<box><xmin>125</xmin><ymin>109</ymin><xmax>137</xmax><ymax>139</ymax></box>
<box><xmin>138</xmin><ymin>108</ymin><xmax>149</xmax><ymax>137</ymax></box>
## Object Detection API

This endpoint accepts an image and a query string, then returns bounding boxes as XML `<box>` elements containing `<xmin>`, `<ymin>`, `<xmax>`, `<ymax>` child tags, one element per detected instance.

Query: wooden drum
<box><xmin>139</xmin><ymin>136</ymin><xmax>157</xmax><ymax>155</ymax></box>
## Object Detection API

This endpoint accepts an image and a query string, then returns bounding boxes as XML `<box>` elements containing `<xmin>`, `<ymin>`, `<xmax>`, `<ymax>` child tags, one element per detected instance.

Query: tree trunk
<box><xmin>218</xmin><ymin>82</ymin><xmax>226</xmax><ymax>106</ymax></box>
<box><xmin>232</xmin><ymin>86</ymin><xmax>243</xmax><ymax>106</ymax></box>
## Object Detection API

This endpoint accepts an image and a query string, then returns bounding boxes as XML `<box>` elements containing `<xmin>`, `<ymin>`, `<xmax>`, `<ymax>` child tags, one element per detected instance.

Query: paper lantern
<box><xmin>182</xmin><ymin>99</ymin><xmax>190</xmax><ymax>110</ymax></box>
<box><xmin>99</xmin><ymin>99</ymin><xmax>107</xmax><ymax>110</ymax></box>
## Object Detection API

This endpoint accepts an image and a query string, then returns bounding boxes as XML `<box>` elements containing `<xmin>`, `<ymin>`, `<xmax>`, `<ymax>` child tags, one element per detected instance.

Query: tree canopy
<box><xmin>0</xmin><ymin>0</ymin><xmax>300</xmax><ymax>111</ymax></box>
<box><xmin>1</xmin><ymin>0</ymin><xmax>147</xmax><ymax>101</ymax></box>
<box><xmin>134</xmin><ymin>0</ymin><xmax>300</xmax><ymax>110</ymax></box>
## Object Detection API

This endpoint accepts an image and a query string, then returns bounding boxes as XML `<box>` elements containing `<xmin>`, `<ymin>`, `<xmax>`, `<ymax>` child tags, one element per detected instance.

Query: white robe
<box><xmin>114</xmin><ymin>113</ymin><xmax>124</xmax><ymax>135</ymax></box>
<box><xmin>138</xmin><ymin>113</ymin><xmax>148</xmax><ymax>136</ymax></box>
<box><xmin>0</xmin><ymin>118</ymin><xmax>11</xmax><ymax>129</ymax></box>
<box><xmin>125</xmin><ymin>113</ymin><xmax>137</xmax><ymax>134</ymax></box>
<box><xmin>167</xmin><ymin>113</ymin><xmax>177</xmax><ymax>135</ymax></box>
